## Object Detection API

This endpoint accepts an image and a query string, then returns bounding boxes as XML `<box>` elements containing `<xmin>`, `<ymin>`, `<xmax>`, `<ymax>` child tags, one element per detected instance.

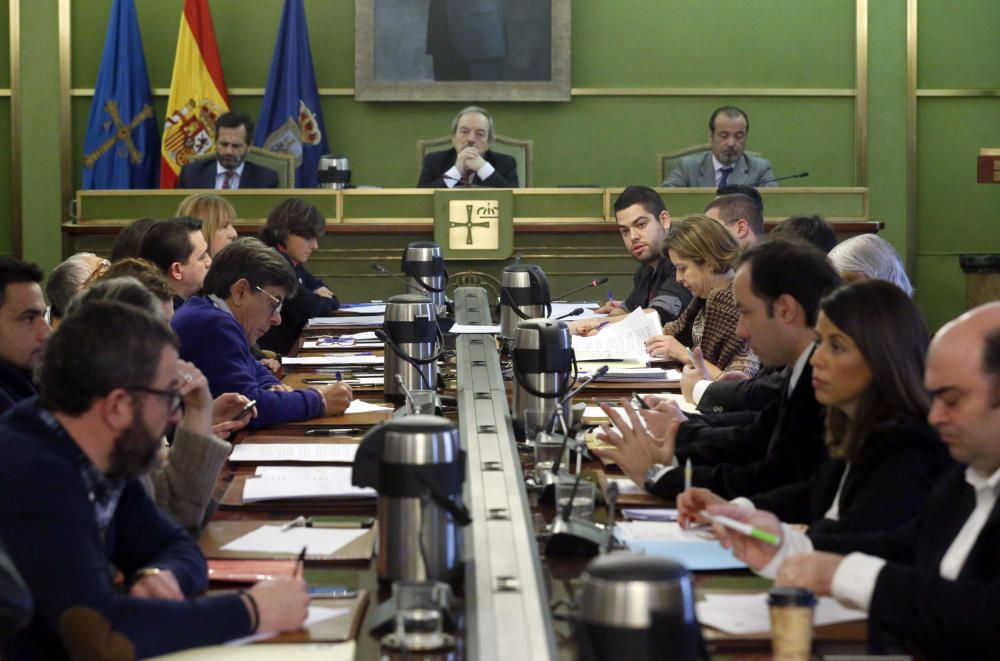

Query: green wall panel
<box><xmin>917</xmin><ymin>0</ymin><xmax>1000</xmax><ymax>89</ymax></box>
<box><xmin>914</xmin><ymin>255</ymin><xmax>968</xmax><ymax>333</ymax></box>
<box><xmin>572</xmin><ymin>0</ymin><xmax>855</xmax><ymax>89</ymax></box>
<box><xmin>0</xmin><ymin>101</ymin><xmax>10</xmax><ymax>255</ymax></box>
<box><xmin>916</xmin><ymin>99</ymin><xmax>1000</xmax><ymax>251</ymax></box>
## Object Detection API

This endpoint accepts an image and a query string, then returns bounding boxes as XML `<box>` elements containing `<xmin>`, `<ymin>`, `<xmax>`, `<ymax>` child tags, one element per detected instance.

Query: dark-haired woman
<box><xmin>257</xmin><ymin>198</ymin><xmax>340</xmax><ymax>354</ymax></box>
<box><xmin>679</xmin><ymin>279</ymin><xmax>951</xmax><ymax>538</ymax></box>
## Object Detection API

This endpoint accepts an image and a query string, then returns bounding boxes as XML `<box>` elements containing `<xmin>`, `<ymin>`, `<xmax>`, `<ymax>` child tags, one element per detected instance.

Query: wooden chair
<box><xmin>417</xmin><ymin>134</ymin><xmax>533</xmax><ymax>187</ymax></box>
<box><xmin>656</xmin><ymin>143</ymin><xmax>710</xmax><ymax>186</ymax></box>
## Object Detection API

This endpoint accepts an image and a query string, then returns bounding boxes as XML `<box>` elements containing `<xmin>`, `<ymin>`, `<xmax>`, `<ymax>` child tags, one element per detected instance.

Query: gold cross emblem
<box><xmin>83</xmin><ymin>99</ymin><xmax>155</xmax><ymax>168</ymax></box>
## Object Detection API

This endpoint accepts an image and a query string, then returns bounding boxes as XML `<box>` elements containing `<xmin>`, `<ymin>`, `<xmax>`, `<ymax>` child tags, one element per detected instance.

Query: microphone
<box><xmin>555</xmin><ymin>307</ymin><xmax>584</xmax><ymax>320</ymax></box>
<box><xmin>394</xmin><ymin>374</ymin><xmax>417</xmax><ymax>413</ymax></box>
<box><xmin>757</xmin><ymin>171</ymin><xmax>809</xmax><ymax>186</ymax></box>
<box><xmin>552</xmin><ymin>277</ymin><xmax>609</xmax><ymax>301</ymax></box>
<box><xmin>604</xmin><ymin>481</ymin><xmax>619</xmax><ymax>553</ymax></box>
<box><xmin>549</xmin><ymin>365</ymin><xmax>610</xmax><ymax>475</ymax></box>
<box><xmin>371</xmin><ymin>263</ymin><xmax>427</xmax><ymax>294</ymax></box>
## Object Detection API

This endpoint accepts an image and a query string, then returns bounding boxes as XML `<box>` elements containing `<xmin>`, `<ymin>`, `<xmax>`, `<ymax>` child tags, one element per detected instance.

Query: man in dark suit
<box><xmin>426</xmin><ymin>0</ymin><xmax>507</xmax><ymax>81</ymax></box>
<box><xmin>178</xmin><ymin>112</ymin><xmax>279</xmax><ymax>189</ymax></box>
<box><xmin>710</xmin><ymin>302</ymin><xmax>1000</xmax><ymax>659</ymax></box>
<box><xmin>417</xmin><ymin>106</ymin><xmax>518</xmax><ymax>188</ymax></box>
<box><xmin>592</xmin><ymin>239</ymin><xmax>842</xmax><ymax>500</ymax></box>
<box><xmin>663</xmin><ymin>106</ymin><xmax>777</xmax><ymax>188</ymax></box>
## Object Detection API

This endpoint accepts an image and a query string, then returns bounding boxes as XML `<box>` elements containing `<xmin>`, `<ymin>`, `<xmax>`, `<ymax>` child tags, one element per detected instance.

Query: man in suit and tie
<box><xmin>710</xmin><ymin>302</ymin><xmax>1000</xmax><ymax>659</ymax></box>
<box><xmin>663</xmin><ymin>106</ymin><xmax>777</xmax><ymax>188</ymax></box>
<box><xmin>417</xmin><ymin>106</ymin><xmax>518</xmax><ymax>188</ymax></box>
<box><xmin>177</xmin><ymin>112</ymin><xmax>279</xmax><ymax>190</ymax></box>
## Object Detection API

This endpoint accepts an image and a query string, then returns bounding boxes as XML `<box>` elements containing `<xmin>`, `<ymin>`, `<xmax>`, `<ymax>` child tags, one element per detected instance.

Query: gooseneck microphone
<box><xmin>371</xmin><ymin>263</ymin><xmax>427</xmax><ymax>294</ymax></box>
<box><xmin>549</xmin><ymin>365</ymin><xmax>610</xmax><ymax>475</ymax></box>
<box><xmin>552</xmin><ymin>277</ymin><xmax>609</xmax><ymax>302</ymax></box>
<box><xmin>757</xmin><ymin>171</ymin><xmax>809</xmax><ymax>186</ymax></box>
<box><xmin>555</xmin><ymin>308</ymin><xmax>585</xmax><ymax>320</ymax></box>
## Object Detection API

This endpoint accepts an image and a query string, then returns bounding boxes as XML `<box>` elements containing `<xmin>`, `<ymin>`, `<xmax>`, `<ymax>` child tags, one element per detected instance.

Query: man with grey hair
<box><xmin>418</xmin><ymin>105</ymin><xmax>519</xmax><ymax>188</ymax></box>
<box><xmin>829</xmin><ymin>234</ymin><xmax>913</xmax><ymax>297</ymax></box>
<box><xmin>46</xmin><ymin>252</ymin><xmax>108</xmax><ymax>323</ymax></box>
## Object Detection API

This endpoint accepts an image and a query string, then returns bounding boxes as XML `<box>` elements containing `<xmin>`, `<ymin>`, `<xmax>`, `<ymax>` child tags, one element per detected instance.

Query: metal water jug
<box><xmin>511</xmin><ymin>318</ymin><xmax>574</xmax><ymax>430</ymax></box>
<box><xmin>317</xmin><ymin>154</ymin><xmax>351</xmax><ymax>189</ymax></box>
<box><xmin>381</xmin><ymin>294</ymin><xmax>440</xmax><ymax>405</ymax></box>
<box><xmin>499</xmin><ymin>264</ymin><xmax>551</xmax><ymax>340</ymax></box>
<box><xmin>352</xmin><ymin>416</ymin><xmax>470</xmax><ymax>585</ymax></box>
<box><xmin>402</xmin><ymin>241</ymin><xmax>449</xmax><ymax>312</ymax></box>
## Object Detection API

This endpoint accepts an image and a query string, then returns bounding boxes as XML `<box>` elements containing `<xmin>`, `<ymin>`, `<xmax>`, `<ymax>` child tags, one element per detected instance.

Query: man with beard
<box><xmin>589</xmin><ymin>185</ymin><xmax>692</xmax><ymax>325</ymax></box>
<box><xmin>177</xmin><ymin>112</ymin><xmax>279</xmax><ymax>189</ymax></box>
<box><xmin>663</xmin><ymin>106</ymin><xmax>777</xmax><ymax>188</ymax></box>
<box><xmin>0</xmin><ymin>301</ymin><xmax>308</xmax><ymax>659</ymax></box>
<box><xmin>0</xmin><ymin>257</ymin><xmax>50</xmax><ymax>415</ymax></box>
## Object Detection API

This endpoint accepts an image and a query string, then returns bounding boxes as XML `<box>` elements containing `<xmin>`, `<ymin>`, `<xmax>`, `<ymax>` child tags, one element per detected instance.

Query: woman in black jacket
<box><xmin>678</xmin><ymin>279</ymin><xmax>951</xmax><ymax>538</ymax></box>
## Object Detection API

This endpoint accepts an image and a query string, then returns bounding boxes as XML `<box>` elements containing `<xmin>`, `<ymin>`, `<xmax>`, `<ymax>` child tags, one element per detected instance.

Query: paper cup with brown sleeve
<box><xmin>767</xmin><ymin>586</ymin><xmax>816</xmax><ymax>661</ymax></box>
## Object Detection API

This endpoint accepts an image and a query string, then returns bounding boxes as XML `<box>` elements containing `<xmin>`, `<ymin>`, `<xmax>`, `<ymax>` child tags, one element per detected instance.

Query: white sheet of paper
<box><xmin>282</xmin><ymin>354</ymin><xmax>384</xmax><ymax>366</ymax></box>
<box><xmin>307</xmin><ymin>316</ymin><xmax>384</xmax><ymax>327</ymax></box>
<box><xmin>228</xmin><ymin>444</ymin><xmax>359</xmax><ymax>463</ymax></box>
<box><xmin>448</xmin><ymin>323</ymin><xmax>502</xmax><ymax>334</ymax></box>
<box><xmin>550</xmin><ymin>302</ymin><xmax>604</xmax><ymax>321</ymax></box>
<box><xmin>339</xmin><ymin>304</ymin><xmax>386</xmax><ymax>314</ymax></box>
<box><xmin>616</xmin><ymin>520</ymin><xmax>747</xmax><ymax>571</ymax></box>
<box><xmin>242</xmin><ymin>468</ymin><xmax>376</xmax><ymax>502</ymax></box>
<box><xmin>225</xmin><ymin>605</ymin><xmax>352</xmax><ymax>645</ymax></box>
<box><xmin>220</xmin><ymin>524</ymin><xmax>368</xmax><ymax>555</ymax></box>
<box><xmin>696</xmin><ymin>592</ymin><xmax>866</xmax><ymax>635</ymax></box>
<box><xmin>572</xmin><ymin>308</ymin><xmax>661</xmax><ymax>362</ymax></box>
<box><xmin>344</xmin><ymin>399</ymin><xmax>393</xmax><ymax>414</ymax></box>
<box><xmin>607</xmin><ymin>477</ymin><xmax>646</xmax><ymax>495</ymax></box>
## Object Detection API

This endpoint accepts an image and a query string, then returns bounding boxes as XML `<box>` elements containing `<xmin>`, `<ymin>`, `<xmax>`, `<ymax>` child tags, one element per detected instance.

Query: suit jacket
<box><xmin>751</xmin><ymin>418</ymin><xmax>952</xmax><ymax>537</ymax></box>
<box><xmin>696</xmin><ymin>366</ymin><xmax>787</xmax><ymax>414</ymax></box>
<box><xmin>426</xmin><ymin>0</ymin><xmax>507</xmax><ymax>60</ymax></box>
<box><xmin>417</xmin><ymin>148</ymin><xmax>519</xmax><ymax>188</ymax></box>
<box><xmin>650</xmin><ymin>355</ymin><xmax>826</xmax><ymax>500</ymax></box>
<box><xmin>663</xmin><ymin>151</ymin><xmax>777</xmax><ymax>188</ymax></box>
<box><xmin>177</xmin><ymin>159</ymin><xmax>279</xmax><ymax>189</ymax></box>
<box><xmin>812</xmin><ymin>464</ymin><xmax>1000</xmax><ymax>659</ymax></box>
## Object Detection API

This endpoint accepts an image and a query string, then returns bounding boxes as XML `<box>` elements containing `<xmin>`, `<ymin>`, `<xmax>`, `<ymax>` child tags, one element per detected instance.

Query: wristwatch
<box><xmin>643</xmin><ymin>463</ymin><xmax>667</xmax><ymax>491</ymax></box>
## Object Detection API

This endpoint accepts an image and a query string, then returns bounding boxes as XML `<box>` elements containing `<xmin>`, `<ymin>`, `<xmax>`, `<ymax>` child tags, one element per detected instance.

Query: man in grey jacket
<box><xmin>663</xmin><ymin>106</ymin><xmax>777</xmax><ymax>188</ymax></box>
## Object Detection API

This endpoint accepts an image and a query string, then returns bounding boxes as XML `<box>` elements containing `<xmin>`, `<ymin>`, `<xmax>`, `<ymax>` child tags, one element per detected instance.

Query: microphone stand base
<box><xmin>544</xmin><ymin>517</ymin><xmax>611</xmax><ymax>557</ymax></box>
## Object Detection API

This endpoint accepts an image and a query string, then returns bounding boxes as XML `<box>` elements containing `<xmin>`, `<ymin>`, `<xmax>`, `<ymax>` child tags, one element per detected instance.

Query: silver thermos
<box><xmin>317</xmin><ymin>154</ymin><xmax>351</xmax><ymax>189</ymax></box>
<box><xmin>380</xmin><ymin>294</ymin><xmax>440</xmax><ymax>405</ymax></box>
<box><xmin>577</xmin><ymin>554</ymin><xmax>701</xmax><ymax>661</ymax></box>
<box><xmin>351</xmin><ymin>416</ymin><xmax>470</xmax><ymax>585</ymax></box>
<box><xmin>499</xmin><ymin>264</ymin><xmax>551</xmax><ymax>340</ymax></box>
<box><xmin>511</xmin><ymin>318</ymin><xmax>574</xmax><ymax>431</ymax></box>
<box><xmin>401</xmin><ymin>241</ymin><xmax>449</xmax><ymax>313</ymax></box>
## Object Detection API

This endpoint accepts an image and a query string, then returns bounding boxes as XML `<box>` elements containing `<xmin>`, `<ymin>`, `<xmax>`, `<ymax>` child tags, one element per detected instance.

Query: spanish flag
<box><xmin>159</xmin><ymin>0</ymin><xmax>229</xmax><ymax>188</ymax></box>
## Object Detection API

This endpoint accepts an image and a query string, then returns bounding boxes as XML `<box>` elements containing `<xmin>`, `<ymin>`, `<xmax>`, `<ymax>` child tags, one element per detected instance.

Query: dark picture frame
<box><xmin>355</xmin><ymin>0</ymin><xmax>570</xmax><ymax>102</ymax></box>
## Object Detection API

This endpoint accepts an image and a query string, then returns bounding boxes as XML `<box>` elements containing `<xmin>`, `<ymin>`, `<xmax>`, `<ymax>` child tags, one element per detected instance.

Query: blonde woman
<box><xmin>645</xmin><ymin>214</ymin><xmax>759</xmax><ymax>379</ymax></box>
<box><xmin>177</xmin><ymin>193</ymin><xmax>238</xmax><ymax>257</ymax></box>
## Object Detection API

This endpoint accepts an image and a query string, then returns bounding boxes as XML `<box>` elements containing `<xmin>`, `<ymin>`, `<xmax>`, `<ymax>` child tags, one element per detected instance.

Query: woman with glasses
<box><xmin>170</xmin><ymin>238</ymin><xmax>352</xmax><ymax>428</ymax></box>
<box><xmin>257</xmin><ymin>198</ymin><xmax>340</xmax><ymax>355</ymax></box>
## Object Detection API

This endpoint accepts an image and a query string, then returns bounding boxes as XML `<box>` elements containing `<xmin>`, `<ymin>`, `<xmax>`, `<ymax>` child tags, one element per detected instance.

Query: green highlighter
<box><xmin>700</xmin><ymin>511</ymin><xmax>780</xmax><ymax>546</ymax></box>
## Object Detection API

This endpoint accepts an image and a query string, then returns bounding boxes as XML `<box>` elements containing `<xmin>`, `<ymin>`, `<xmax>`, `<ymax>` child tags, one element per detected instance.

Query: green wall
<box><xmin>3</xmin><ymin>0</ymin><xmax>997</xmax><ymax>327</ymax></box>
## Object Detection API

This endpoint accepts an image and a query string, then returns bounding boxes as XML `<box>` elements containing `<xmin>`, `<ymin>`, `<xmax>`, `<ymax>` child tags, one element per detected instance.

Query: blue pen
<box><xmin>335</xmin><ymin>371</ymin><xmax>342</xmax><ymax>382</ymax></box>
<box><xmin>607</xmin><ymin>290</ymin><xmax>614</xmax><ymax>301</ymax></box>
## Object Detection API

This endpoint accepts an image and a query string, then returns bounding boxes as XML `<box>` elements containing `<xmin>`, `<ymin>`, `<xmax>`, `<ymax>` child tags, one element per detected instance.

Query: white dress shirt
<box><xmin>215</xmin><ymin>162</ymin><xmax>246</xmax><ymax>190</ymax></box>
<box><xmin>443</xmin><ymin>159</ymin><xmax>495</xmax><ymax>188</ymax></box>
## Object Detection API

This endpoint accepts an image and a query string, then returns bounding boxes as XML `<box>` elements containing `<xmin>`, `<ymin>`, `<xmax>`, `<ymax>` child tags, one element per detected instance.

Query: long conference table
<box><xmin>175</xmin><ymin>287</ymin><xmax>869</xmax><ymax>660</ymax></box>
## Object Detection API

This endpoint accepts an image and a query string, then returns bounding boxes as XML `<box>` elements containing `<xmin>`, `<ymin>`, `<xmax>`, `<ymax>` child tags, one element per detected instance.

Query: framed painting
<box><xmin>355</xmin><ymin>0</ymin><xmax>570</xmax><ymax>102</ymax></box>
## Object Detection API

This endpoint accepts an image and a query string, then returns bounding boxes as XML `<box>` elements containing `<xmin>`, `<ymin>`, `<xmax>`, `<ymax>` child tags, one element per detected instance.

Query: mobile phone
<box><xmin>230</xmin><ymin>399</ymin><xmax>257</xmax><ymax>421</ymax></box>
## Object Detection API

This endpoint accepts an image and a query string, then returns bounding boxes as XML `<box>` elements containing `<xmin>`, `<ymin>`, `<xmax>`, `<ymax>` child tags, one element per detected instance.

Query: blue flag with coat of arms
<box><xmin>82</xmin><ymin>0</ymin><xmax>159</xmax><ymax>189</ymax></box>
<box><xmin>254</xmin><ymin>0</ymin><xmax>329</xmax><ymax>188</ymax></box>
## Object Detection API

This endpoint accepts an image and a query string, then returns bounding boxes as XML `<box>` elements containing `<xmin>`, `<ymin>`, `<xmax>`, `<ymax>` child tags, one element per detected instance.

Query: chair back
<box><xmin>189</xmin><ymin>146</ymin><xmax>296</xmax><ymax>188</ymax></box>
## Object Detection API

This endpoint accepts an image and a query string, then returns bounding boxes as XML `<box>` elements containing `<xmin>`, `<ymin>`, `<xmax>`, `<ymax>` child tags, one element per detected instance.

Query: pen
<box><xmin>281</xmin><ymin>515</ymin><xmax>310</xmax><ymax>531</ymax></box>
<box><xmin>295</xmin><ymin>546</ymin><xmax>307</xmax><ymax>577</ymax></box>
<box><xmin>684</xmin><ymin>458</ymin><xmax>692</xmax><ymax>492</ymax></box>
<box><xmin>632</xmin><ymin>391</ymin><xmax>651</xmax><ymax>410</ymax></box>
<box><xmin>700</xmin><ymin>511</ymin><xmax>780</xmax><ymax>546</ymax></box>
<box><xmin>305</xmin><ymin>428</ymin><xmax>360</xmax><ymax>436</ymax></box>
<box><xmin>607</xmin><ymin>290</ymin><xmax>614</xmax><ymax>302</ymax></box>
<box><xmin>335</xmin><ymin>371</ymin><xmax>342</xmax><ymax>382</ymax></box>
<box><xmin>595</xmin><ymin>321</ymin><xmax>610</xmax><ymax>331</ymax></box>
<box><xmin>686</xmin><ymin>347</ymin><xmax>696</xmax><ymax>365</ymax></box>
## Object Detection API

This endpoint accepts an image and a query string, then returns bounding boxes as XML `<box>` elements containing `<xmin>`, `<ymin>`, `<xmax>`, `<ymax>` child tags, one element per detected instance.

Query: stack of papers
<box><xmin>572</xmin><ymin>308</ymin><xmax>662</xmax><ymax>363</ymax></box>
<box><xmin>696</xmin><ymin>592</ymin><xmax>866</xmax><ymax>634</ymax></box>
<box><xmin>595</xmin><ymin>367</ymin><xmax>682</xmax><ymax>383</ymax></box>
<box><xmin>615</xmin><ymin>520</ymin><xmax>746</xmax><ymax>571</ymax></box>
<box><xmin>242</xmin><ymin>466</ymin><xmax>376</xmax><ymax>502</ymax></box>
<box><xmin>220</xmin><ymin>524</ymin><xmax>368</xmax><ymax>556</ymax></box>
<box><xmin>337</xmin><ymin>303</ymin><xmax>386</xmax><ymax>314</ymax></box>
<box><xmin>229</xmin><ymin>444</ymin><xmax>359</xmax><ymax>463</ymax></box>
<box><xmin>622</xmin><ymin>508</ymin><xmax>679</xmax><ymax>521</ymax></box>
<box><xmin>306</xmin><ymin>316</ymin><xmax>384</xmax><ymax>328</ymax></box>
<box><xmin>282</xmin><ymin>354</ymin><xmax>384</xmax><ymax>366</ymax></box>
<box><xmin>302</xmin><ymin>331</ymin><xmax>382</xmax><ymax>350</ymax></box>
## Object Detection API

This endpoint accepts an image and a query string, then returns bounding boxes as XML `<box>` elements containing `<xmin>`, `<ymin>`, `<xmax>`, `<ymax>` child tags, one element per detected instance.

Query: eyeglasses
<box><xmin>127</xmin><ymin>386</ymin><xmax>184</xmax><ymax>415</ymax></box>
<box><xmin>255</xmin><ymin>286</ymin><xmax>284</xmax><ymax>315</ymax></box>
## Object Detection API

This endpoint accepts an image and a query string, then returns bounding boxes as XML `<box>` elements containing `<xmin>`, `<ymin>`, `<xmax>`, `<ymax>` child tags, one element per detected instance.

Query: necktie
<box><xmin>719</xmin><ymin>166</ymin><xmax>734</xmax><ymax>187</ymax></box>
<box><xmin>221</xmin><ymin>171</ymin><xmax>234</xmax><ymax>190</ymax></box>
